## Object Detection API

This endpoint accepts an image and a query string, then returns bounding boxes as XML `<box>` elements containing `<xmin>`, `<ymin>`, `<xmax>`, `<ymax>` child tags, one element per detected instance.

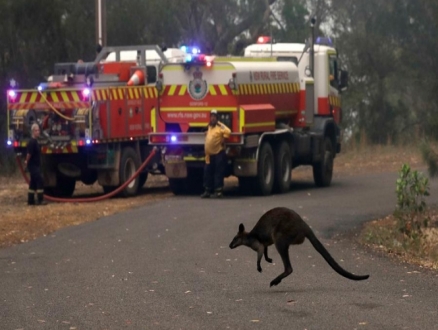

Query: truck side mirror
<box><xmin>338</xmin><ymin>69</ymin><xmax>348</xmax><ymax>92</ymax></box>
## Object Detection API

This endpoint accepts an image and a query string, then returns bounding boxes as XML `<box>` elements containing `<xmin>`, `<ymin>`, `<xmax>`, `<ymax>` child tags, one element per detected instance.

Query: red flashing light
<box><xmin>150</xmin><ymin>135</ymin><xmax>168</xmax><ymax>144</ymax></box>
<box><xmin>175</xmin><ymin>135</ymin><xmax>188</xmax><ymax>142</ymax></box>
<box><xmin>78</xmin><ymin>140</ymin><xmax>84</xmax><ymax>146</ymax></box>
<box><xmin>13</xmin><ymin>141</ymin><xmax>19</xmax><ymax>147</ymax></box>
<box><xmin>257</xmin><ymin>36</ymin><xmax>272</xmax><ymax>44</ymax></box>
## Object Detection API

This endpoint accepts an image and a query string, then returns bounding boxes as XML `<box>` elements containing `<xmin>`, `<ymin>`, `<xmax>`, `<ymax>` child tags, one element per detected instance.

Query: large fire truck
<box><xmin>6</xmin><ymin>45</ymin><xmax>184</xmax><ymax>197</ymax></box>
<box><xmin>149</xmin><ymin>36</ymin><xmax>348</xmax><ymax>195</ymax></box>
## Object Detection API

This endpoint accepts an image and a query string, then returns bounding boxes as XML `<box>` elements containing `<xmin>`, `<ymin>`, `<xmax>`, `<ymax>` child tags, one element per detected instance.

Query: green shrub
<box><xmin>395</xmin><ymin>164</ymin><xmax>430</xmax><ymax>236</ymax></box>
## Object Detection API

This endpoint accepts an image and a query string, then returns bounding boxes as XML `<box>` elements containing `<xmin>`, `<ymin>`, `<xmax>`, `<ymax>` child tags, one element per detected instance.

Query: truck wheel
<box><xmin>45</xmin><ymin>175</ymin><xmax>76</xmax><ymax>197</ymax></box>
<box><xmin>313</xmin><ymin>137</ymin><xmax>334</xmax><ymax>187</ymax></box>
<box><xmin>80</xmin><ymin>169</ymin><xmax>97</xmax><ymax>185</ymax></box>
<box><xmin>186</xmin><ymin>168</ymin><xmax>204</xmax><ymax>195</ymax></box>
<box><xmin>169</xmin><ymin>178</ymin><xmax>186</xmax><ymax>195</ymax></box>
<box><xmin>273</xmin><ymin>141</ymin><xmax>292</xmax><ymax>193</ymax></box>
<box><xmin>168</xmin><ymin>169</ymin><xmax>203</xmax><ymax>195</ymax></box>
<box><xmin>102</xmin><ymin>185</ymin><xmax>116</xmax><ymax>195</ymax></box>
<box><xmin>119</xmin><ymin>147</ymin><xmax>141</xmax><ymax>197</ymax></box>
<box><xmin>253</xmin><ymin>142</ymin><xmax>274</xmax><ymax>195</ymax></box>
<box><xmin>137</xmin><ymin>172</ymin><xmax>148</xmax><ymax>192</ymax></box>
<box><xmin>238</xmin><ymin>177</ymin><xmax>253</xmax><ymax>195</ymax></box>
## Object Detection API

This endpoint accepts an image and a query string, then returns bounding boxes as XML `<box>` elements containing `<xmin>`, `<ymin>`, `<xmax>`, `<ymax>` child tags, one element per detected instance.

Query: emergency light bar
<box><xmin>184</xmin><ymin>53</ymin><xmax>214</xmax><ymax>67</ymax></box>
<box><xmin>180</xmin><ymin>46</ymin><xmax>213</xmax><ymax>67</ymax></box>
<box><xmin>180</xmin><ymin>46</ymin><xmax>201</xmax><ymax>55</ymax></box>
<box><xmin>315</xmin><ymin>36</ymin><xmax>333</xmax><ymax>46</ymax></box>
<box><xmin>257</xmin><ymin>36</ymin><xmax>272</xmax><ymax>44</ymax></box>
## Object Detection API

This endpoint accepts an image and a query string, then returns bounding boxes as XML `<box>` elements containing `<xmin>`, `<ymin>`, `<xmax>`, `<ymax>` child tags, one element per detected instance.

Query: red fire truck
<box><xmin>6</xmin><ymin>45</ymin><xmax>182</xmax><ymax>197</ymax></box>
<box><xmin>148</xmin><ymin>37</ymin><xmax>348</xmax><ymax>195</ymax></box>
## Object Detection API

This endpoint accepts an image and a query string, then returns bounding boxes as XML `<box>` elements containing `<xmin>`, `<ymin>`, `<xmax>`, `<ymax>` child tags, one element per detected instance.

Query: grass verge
<box><xmin>359</xmin><ymin>209</ymin><xmax>438</xmax><ymax>269</ymax></box>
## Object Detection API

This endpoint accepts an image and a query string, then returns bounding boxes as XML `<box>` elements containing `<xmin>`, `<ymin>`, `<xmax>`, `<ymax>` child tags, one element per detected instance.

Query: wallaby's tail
<box><xmin>306</xmin><ymin>230</ymin><xmax>369</xmax><ymax>281</ymax></box>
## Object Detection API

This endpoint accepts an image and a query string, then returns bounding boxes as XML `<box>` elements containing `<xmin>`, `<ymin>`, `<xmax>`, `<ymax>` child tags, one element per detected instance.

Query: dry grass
<box><xmin>0</xmin><ymin>143</ymin><xmax>437</xmax><ymax>270</ymax></box>
<box><xmin>0</xmin><ymin>175</ymin><xmax>171</xmax><ymax>247</ymax></box>
<box><xmin>360</xmin><ymin>211</ymin><xmax>438</xmax><ymax>269</ymax></box>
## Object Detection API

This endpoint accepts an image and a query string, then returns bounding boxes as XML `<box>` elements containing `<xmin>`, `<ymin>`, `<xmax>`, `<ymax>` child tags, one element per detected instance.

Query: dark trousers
<box><xmin>28</xmin><ymin>166</ymin><xmax>44</xmax><ymax>204</ymax></box>
<box><xmin>204</xmin><ymin>150</ymin><xmax>226</xmax><ymax>192</ymax></box>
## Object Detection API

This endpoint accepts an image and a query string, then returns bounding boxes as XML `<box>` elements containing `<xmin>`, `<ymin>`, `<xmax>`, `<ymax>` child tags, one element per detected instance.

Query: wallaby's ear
<box><xmin>239</xmin><ymin>223</ymin><xmax>245</xmax><ymax>233</ymax></box>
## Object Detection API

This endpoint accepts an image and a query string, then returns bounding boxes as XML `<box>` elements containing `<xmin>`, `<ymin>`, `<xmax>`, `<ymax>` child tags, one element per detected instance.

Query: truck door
<box><xmin>328</xmin><ymin>54</ymin><xmax>341</xmax><ymax>123</ymax></box>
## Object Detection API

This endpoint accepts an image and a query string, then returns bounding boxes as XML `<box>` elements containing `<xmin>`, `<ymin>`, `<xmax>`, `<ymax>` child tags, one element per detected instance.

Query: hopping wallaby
<box><xmin>229</xmin><ymin>207</ymin><xmax>369</xmax><ymax>287</ymax></box>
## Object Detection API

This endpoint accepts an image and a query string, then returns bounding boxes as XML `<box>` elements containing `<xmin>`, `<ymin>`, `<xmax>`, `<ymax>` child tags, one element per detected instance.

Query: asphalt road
<box><xmin>1</xmin><ymin>171</ymin><xmax>437</xmax><ymax>330</ymax></box>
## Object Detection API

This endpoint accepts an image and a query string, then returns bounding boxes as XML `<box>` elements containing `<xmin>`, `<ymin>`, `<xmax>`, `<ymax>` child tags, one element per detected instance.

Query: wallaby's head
<box><xmin>229</xmin><ymin>223</ymin><xmax>248</xmax><ymax>249</ymax></box>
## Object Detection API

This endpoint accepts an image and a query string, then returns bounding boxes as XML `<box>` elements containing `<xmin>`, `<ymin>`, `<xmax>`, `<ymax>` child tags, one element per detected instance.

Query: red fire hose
<box><xmin>16</xmin><ymin>147</ymin><xmax>157</xmax><ymax>203</ymax></box>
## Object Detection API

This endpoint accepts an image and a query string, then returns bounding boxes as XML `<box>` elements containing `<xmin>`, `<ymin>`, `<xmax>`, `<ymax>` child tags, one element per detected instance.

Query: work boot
<box><xmin>27</xmin><ymin>192</ymin><xmax>35</xmax><ymax>206</ymax></box>
<box><xmin>213</xmin><ymin>189</ymin><xmax>224</xmax><ymax>198</ymax></box>
<box><xmin>200</xmin><ymin>190</ymin><xmax>211</xmax><ymax>198</ymax></box>
<box><xmin>36</xmin><ymin>192</ymin><xmax>47</xmax><ymax>206</ymax></box>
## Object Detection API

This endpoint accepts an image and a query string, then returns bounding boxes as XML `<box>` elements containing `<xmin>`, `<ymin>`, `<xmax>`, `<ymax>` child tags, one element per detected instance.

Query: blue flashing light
<box><xmin>170</xmin><ymin>135</ymin><xmax>177</xmax><ymax>143</ymax></box>
<box><xmin>183</xmin><ymin>53</ymin><xmax>214</xmax><ymax>67</ymax></box>
<box><xmin>181</xmin><ymin>46</ymin><xmax>201</xmax><ymax>55</ymax></box>
<box><xmin>7</xmin><ymin>140</ymin><xmax>12</xmax><ymax>146</ymax></box>
<box><xmin>315</xmin><ymin>36</ymin><xmax>333</xmax><ymax>47</ymax></box>
<box><xmin>86</xmin><ymin>139</ymin><xmax>91</xmax><ymax>145</ymax></box>
<box><xmin>8</xmin><ymin>90</ymin><xmax>16</xmax><ymax>99</ymax></box>
<box><xmin>37</xmin><ymin>85</ymin><xmax>43</xmax><ymax>92</ymax></box>
<box><xmin>82</xmin><ymin>88</ymin><xmax>91</xmax><ymax>97</ymax></box>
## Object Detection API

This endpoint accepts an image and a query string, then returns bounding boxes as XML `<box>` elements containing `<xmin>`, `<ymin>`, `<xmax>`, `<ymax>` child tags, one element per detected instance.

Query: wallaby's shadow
<box><xmin>255</xmin><ymin>285</ymin><xmax>349</xmax><ymax>295</ymax></box>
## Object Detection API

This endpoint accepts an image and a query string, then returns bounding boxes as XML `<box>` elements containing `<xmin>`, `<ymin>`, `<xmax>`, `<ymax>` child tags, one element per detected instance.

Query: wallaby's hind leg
<box><xmin>257</xmin><ymin>246</ymin><xmax>264</xmax><ymax>273</ymax></box>
<box><xmin>270</xmin><ymin>241</ymin><xmax>293</xmax><ymax>287</ymax></box>
<box><xmin>264</xmin><ymin>247</ymin><xmax>272</xmax><ymax>263</ymax></box>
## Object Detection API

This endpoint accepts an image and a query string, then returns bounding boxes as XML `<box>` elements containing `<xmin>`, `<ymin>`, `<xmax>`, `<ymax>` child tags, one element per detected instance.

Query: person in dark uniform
<box><xmin>201</xmin><ymin>109</ymin><xmax>231</xmax><ymax>198</ymax></box>
<box><xmin>25</xmin><ymin>123</ymin><xmax>46</xmax><ymax>205</ymax></box>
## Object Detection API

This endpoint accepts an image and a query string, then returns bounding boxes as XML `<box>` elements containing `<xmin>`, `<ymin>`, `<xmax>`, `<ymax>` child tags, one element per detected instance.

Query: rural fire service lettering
<box><xmin>251</xmin><ymin>71</ymin><xmax>289</xmax><ymax>82</ymax></box>
<box><xmin>166</xmin><ymin>112</ymin><xmax>208</xmax><ymax>120</ymax></box>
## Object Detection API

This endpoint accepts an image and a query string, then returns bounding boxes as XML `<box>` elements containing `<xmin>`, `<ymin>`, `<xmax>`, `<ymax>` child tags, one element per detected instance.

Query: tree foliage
<box><xmin>1</xmin><ymin>0</ymin><xmax>438</xmax><ymax>174</ymax></box>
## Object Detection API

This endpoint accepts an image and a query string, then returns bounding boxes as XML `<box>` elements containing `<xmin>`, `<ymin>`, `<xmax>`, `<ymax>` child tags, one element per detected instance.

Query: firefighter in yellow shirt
<box><xmin>201</xmin><ymin>109</ymin><xmax>231</xmax><ymax>198</ymax></box>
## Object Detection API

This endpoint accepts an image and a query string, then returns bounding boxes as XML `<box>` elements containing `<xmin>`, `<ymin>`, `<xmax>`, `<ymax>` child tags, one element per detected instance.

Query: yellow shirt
<box><xmin>204</xmin><ymin>121</ymin><xmax>231</xmax><ymax>163</ymax></box>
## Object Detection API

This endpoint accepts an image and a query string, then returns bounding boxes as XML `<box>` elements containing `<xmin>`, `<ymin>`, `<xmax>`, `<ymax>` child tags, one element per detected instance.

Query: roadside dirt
<box><xmin>0</xmin><ymin>144</ymin><xmax>436</xmax><ymax>269</ymax></box>
<box><xmin>0</xmin><ymin>175</ymin><xmax>172</xmax><ymax>248</ymax></box>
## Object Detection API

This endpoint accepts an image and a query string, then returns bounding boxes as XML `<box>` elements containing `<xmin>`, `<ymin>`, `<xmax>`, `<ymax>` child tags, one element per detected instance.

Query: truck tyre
<box><xmin>80</xmin><ymin>169</ymin><xmax>97</xmax><ymax>185</ymax></box>
<box><xmin>186</xmin><ymin>168</ymin><xmax>204</xmax><ymax>195</ymax></box>
<box><xmin>169</xmin><ymin>178</ymin><xmax>186</xmax><ymax>195</ymax></box>
<box><xmin>313</xmin><ymin>137</ymin><xmax>334</xmax><ymax>187</ymax></box>
<box><xmin>238</xmin><ymin>177</ymin><xmax>253</xmax><ymax>195</ymax></box>
<box><xmin>102</xmin><ymin>185</ymin><xmax>116</xmax><ymax>195</ymax></box>
<box><xmin>119</xmin><ymin>147</ymin><xmax>141</xmax><ymax>197</ymax></box>
<box><xmin>253</xmin><ymin>141</ymin><xmax>274</xmax><ymax>195</ymax></box>
<box><xmin>137</xmin><ymin>172</ymin><xmax>148</xmax><ymax>192</ymax></box>
<box><xmin>273</xmin><ymin>141</ymin><xmax>292</xmax><ymax>193</ymax></box>
<box><xmin>168</xmin><ymin>169</ymin><xmax>204</xmax><ymax>195</ymax></box>
<box><xmin>45</xmin><ymin>174</ymin><xmax>76</xmax><ymax>197</ymax></box>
